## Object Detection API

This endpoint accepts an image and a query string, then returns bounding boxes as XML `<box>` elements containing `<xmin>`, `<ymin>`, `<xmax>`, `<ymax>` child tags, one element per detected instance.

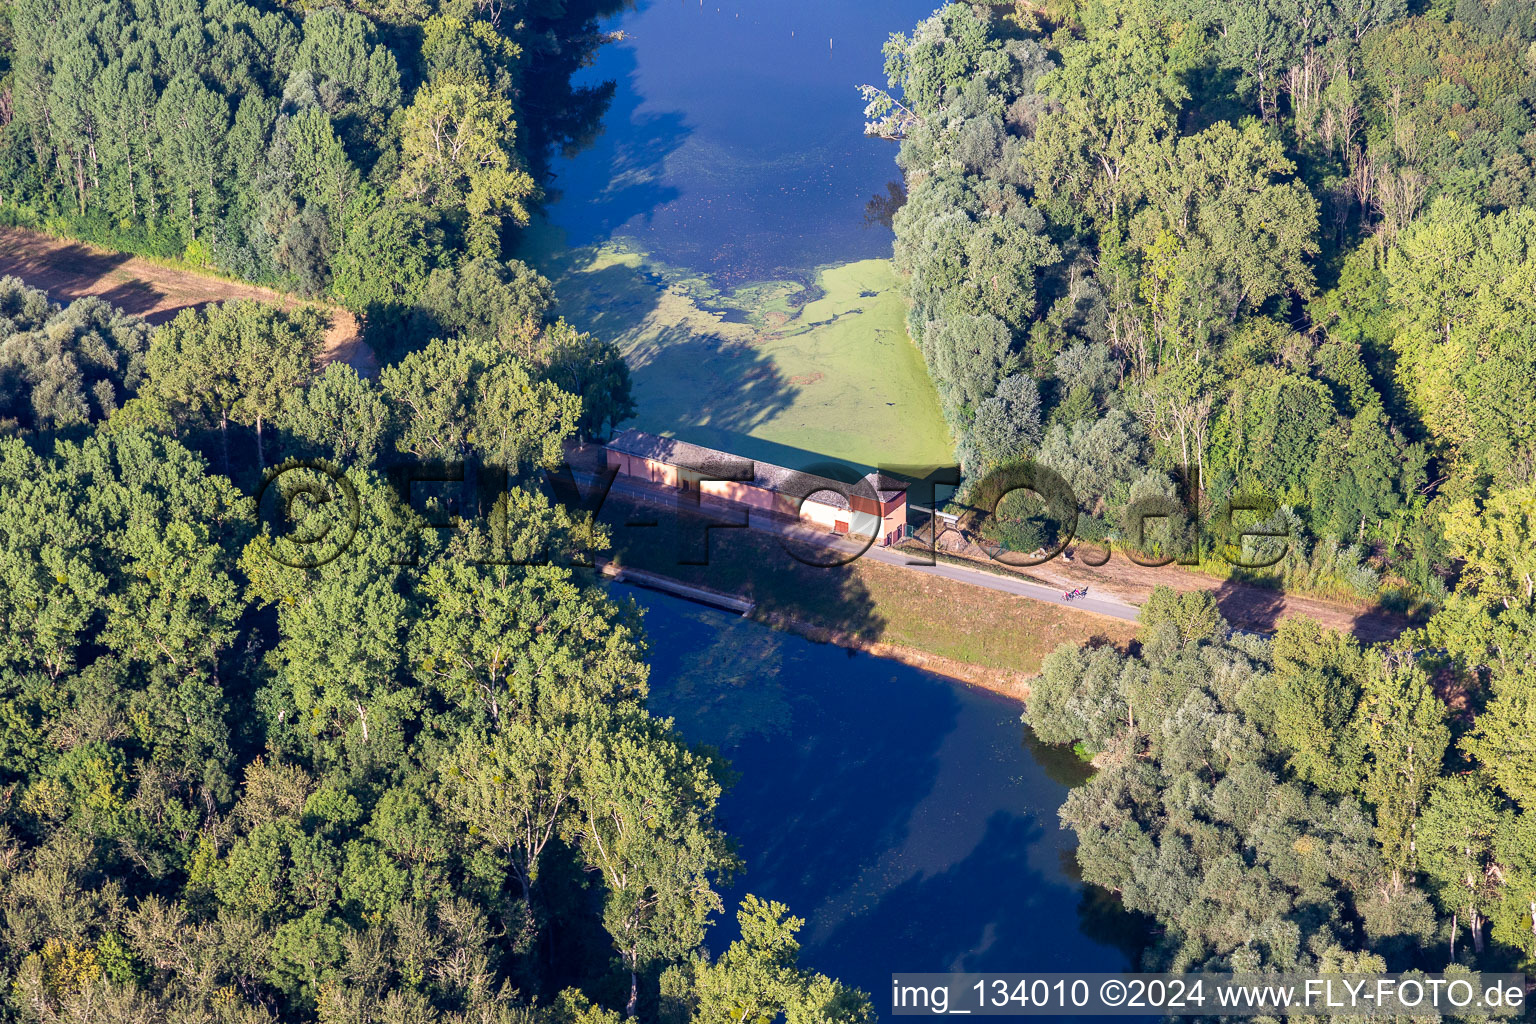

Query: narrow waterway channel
<box><xmin>534</xmin><ymin>0</ymin><xmax>1151</xmax><ymax>1006</ymax></box>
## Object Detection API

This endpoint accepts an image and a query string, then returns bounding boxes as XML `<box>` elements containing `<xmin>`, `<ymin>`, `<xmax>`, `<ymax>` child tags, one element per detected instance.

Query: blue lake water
<box><xmin>542</xmin><ymin>0</ymin><xmax>934</xmax><ymax>284</ymax></box>
<box><xmin>633</xmin><ymin>588</ymin><xmax>1145</xmax><ymax>1015</ymax></box>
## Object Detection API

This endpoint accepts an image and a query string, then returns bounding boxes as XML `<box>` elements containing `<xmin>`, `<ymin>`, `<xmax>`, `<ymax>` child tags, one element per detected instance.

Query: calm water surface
<box><xmin>544</xmin><ymin>0</ymin><xmax>934</xmax><ymax>284</ymax></box>
<box><xmin>634</xmin><ymin>589</ymin><xmax>1144</xmax><ymax>1015</ymax></box>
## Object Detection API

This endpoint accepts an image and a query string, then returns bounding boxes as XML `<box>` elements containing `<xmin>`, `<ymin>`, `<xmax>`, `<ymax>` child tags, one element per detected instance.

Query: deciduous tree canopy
<box><xmin>0</xmin><ymin>279</ymin><xmax>863</xmax><ymax>1024</ymax></box>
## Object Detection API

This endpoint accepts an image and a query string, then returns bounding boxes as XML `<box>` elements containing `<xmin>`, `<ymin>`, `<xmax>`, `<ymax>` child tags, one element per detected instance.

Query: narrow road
<box><xmin>858</xmin><ymin>543</ymin><xmax>1140</xmax><ymax>622</ymax></box>
<box><xmin>591</xmin><ymin>470</ymin><xmax>1142</xmax><ymax>623</ymax></box>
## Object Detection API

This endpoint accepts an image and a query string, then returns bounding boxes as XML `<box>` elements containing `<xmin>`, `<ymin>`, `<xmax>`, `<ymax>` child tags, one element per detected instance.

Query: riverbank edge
<box><xmin>752</xmin><ymin>607</ymin><xmax>1034</xmax><ymax>703</ymax></box>
<box><xmin>600</xmin><ymin>564</ymin><xmax>1039</xmax><ymax>701</ymax></box>
<box><xmin>593</xmin><ymin>486</ymin><xmax>1140</xmax><ymax>701</ymax></box>
<box><xmin>602</xmin><ymin>555</ymin><xmax>1106</xmax><ymax>702</ymax></box>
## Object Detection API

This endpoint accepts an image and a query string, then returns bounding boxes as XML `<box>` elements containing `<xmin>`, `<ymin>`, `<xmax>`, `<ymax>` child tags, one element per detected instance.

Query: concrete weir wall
<box><xmin>596</xmin><ymin>561</ymin><xmax>755</xmax><ymax>616</ymax></box>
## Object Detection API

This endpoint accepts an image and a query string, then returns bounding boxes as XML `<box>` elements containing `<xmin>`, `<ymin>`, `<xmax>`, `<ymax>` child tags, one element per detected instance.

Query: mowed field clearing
<box><xmin>0</xmin><ymin>227</ymin><xmax>375</xmax><ymax>371</ymax></box>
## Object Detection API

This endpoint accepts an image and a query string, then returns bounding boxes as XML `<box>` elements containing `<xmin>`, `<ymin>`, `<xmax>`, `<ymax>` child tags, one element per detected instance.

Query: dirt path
<box><xmin>0</xmin><ymin>226</ymin><xmax>376</xmax><ymax>373</ymax></box>
<box><xmin>930</xmin><ymin>528</ymin><xmax>1412</xmax><ymax>642</ymax></box>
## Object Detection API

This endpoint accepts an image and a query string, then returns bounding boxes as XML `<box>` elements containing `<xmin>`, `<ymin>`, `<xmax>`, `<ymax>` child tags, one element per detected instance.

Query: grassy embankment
<box><xmin>597</xmin><ymin>494</ymin><xmax>1139</xmax><ymax>698</ymax></box>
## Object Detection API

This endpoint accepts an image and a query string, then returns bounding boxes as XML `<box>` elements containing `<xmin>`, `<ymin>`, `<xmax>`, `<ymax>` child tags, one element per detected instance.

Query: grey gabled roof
<box><xmin>606</xmin><ymin>430</ymin><xmax>906</xmax><ymax>511</ymax></box>
<box><xmin>865</xmin><ymin>472</ymin><xmax>910</xmax><ymax>504</ymax></box>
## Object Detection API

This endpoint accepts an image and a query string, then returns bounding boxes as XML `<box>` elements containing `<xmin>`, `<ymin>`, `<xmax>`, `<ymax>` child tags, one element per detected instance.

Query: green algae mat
<box><xmin>520</xmin><ymin>222</ymin><xmax>954</xmax><ymax>475</ymax></box>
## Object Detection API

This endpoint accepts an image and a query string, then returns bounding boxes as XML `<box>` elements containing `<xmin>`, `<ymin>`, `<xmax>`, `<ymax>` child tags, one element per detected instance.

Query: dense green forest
<box><xmin>0</xmin><ymin>0</ymin><xmax>885</xmax><ymax>1017</ymax></box>
<box><xmin>1030</xmin><ymin>587</ymin><xmax>1536</xmax><ymax>974</ymax></box>
<box><xmin>867</xmin><ymin>0</ymin><xmax>1536</xmax><ymax>604</ymax></box>
<box><xmin>865</xmin><ymin>0</ymin><xmax>1536</xmax><ymax>978</ymax></box>
<box><xmin>0</xmin><ymin>0</ymin><xmax>623</xmax><ymax>345</ymax></box>
<box><xmin>0</xmin><ymin>272</ymin><xmax>873</xmax><ymax>1022</ymax></box>
<box><xmin>7</xmin><ymin>0</ymin><xmax>1536</xmax><ymax>1012</ymax></box>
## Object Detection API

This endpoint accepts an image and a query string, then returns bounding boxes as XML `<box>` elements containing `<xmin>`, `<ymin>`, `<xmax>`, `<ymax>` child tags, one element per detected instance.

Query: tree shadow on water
<box><xmin>1058</xmin><ymin>847</ymin><xmax>1157</xmax><ymax>966</ymax></box>
<box><xmin>535</xmin><ymin>34</ymin><xmax>689</xmax><ymax>243</ymax></box>
<box><xmin>630</xmin><ymin>324</ymin><xmax>801</xmax><ymax>439</ymax></box>
<box><xmin>632</xmin><ymin>562</ymin><xmax>918</xmax><ymax>875</ymax></box>
<box><xmin>520</xmin><ymin>0</ymin><xmax>643</xmax><ymax>172</ymax></box>
<box><xmin>647</xmin><ymin>627</ymin><xmax>1138</xmax><ymax>974</ymax></box>
<box><xmin>601</xmin><ymin>492</ymin><xmax>886</xmax><ymax>648</ymax></box>
<box><xmin>632</xmin><ymin>543</ymin><xmax>1137</xmax><ymax>1013</ymax></box>
<box><xmin>1021</xmin><ymin>727</ymin><xmax>1094</xmax><ymax>789</ymax></box>
<box><xmin>550</xmin><ymin>253</ymin><xmax>804</xmax><ymax>444</ymax></box>
<box><xmin>637</xmin><ymin>620</ymin><xmax>961</xmax><ymax>942</ymax></box>
<box><xmin>797</xmin><ymin>811</ymin><xmax>1136</xmax><ymax>987</ymax></box>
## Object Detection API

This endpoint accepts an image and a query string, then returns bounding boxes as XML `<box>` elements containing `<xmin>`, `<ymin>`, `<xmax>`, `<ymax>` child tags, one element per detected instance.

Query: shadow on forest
<box><xmin>1212</xmin><ymin>574</ymin><xmax>1288</xmax><ymax>634</ymax></box>
<box><xmin>1180</xmin><ymin>64</ymin><xmax>1249</xmax><ymax>134</ymax></box>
